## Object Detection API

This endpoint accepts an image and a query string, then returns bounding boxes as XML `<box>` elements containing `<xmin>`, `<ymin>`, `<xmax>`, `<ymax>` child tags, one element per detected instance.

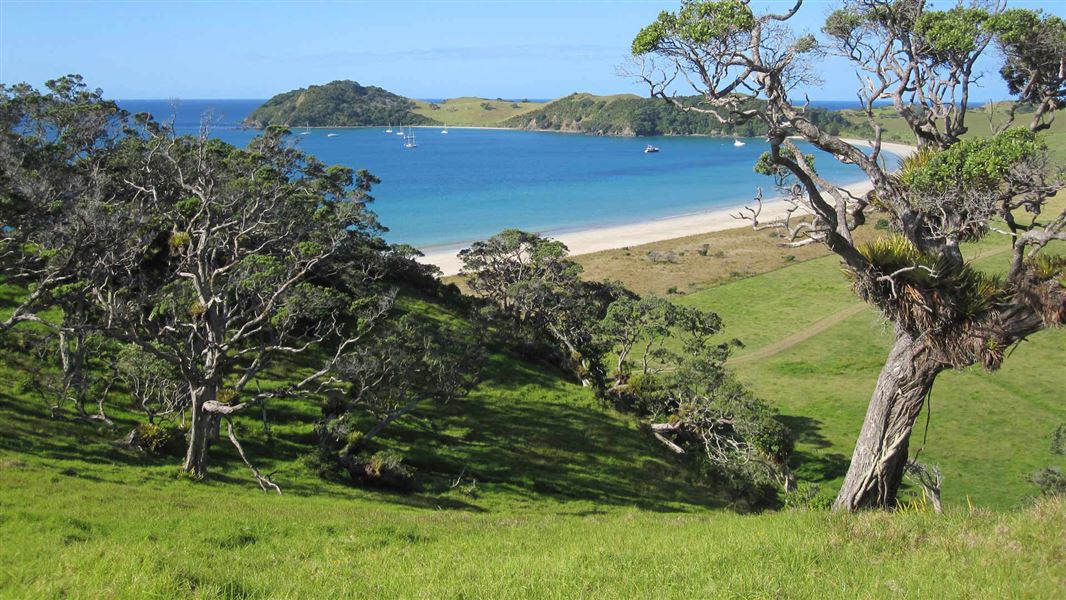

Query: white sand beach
<box><xmin>419</xmin><ymin>138</ymin><xmax>916</xmax><ymax>276</ymax></box>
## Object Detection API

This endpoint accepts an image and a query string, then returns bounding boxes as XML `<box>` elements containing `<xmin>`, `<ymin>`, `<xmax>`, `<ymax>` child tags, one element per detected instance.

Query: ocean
<box><xmin>117</xmin><ymin>99</ymin><xmax>896</xmax><ymax>250</ymax></box>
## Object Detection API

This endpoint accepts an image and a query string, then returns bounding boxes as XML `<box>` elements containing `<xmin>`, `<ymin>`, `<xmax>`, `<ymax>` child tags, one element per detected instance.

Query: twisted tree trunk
<box><xmin>182</xmin><ymin>383</ymin><xmax>218</xmax><ymax>479</ymax></box>
<box><xmin>833</xmin><ymin>328</ymin><xmax>944</xmax><ymax>511</ymax></box>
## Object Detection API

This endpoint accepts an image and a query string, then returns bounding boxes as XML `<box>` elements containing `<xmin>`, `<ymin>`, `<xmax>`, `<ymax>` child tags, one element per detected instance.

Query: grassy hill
<box><xmin>410</xmin><ymin>97</ymin><xmax>543</xmax><ymax>127</ymax></box>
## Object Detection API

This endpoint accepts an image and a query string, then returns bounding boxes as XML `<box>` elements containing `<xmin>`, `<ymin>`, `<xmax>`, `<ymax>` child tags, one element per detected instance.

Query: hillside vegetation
<box><xmin>410</xmin><ymin>97</ymin><xmax>543</xmax><ymax>127</ymax></box>
<box><xmin>246</xmin><ymin>80</ymin><xmax>440</xmax><ymax>127</ymax></box>
<box><xmin>505</xmin><ymin>93</ymin><xmax>856</xmax><ymax>136</ymax></box>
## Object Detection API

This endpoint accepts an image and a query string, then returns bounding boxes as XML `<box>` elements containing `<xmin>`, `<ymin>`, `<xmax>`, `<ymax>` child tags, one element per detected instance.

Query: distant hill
<box><xmin>247</xmin><ymin>83</ymin><xmax>856</xmax><ymax>136</ymax></box>
<box><xmin>410</xmin><ymin>97</ymin><xmax>543</xmax><ymax>127</ymax></box>
<box><xmin>246</xmin><ymin>80</ymin><xmax>440</xmax><ymax>127</ymax></box>
<box><xmin>504</xmin><ymin>93</ymin><xmax>854</xmax><ymax>137</ymax></box>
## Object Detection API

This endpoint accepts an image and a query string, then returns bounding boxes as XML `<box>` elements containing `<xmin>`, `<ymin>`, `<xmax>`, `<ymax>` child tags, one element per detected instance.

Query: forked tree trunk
<box><xmin>182</xmin><ymin>383</ymin><xmax>218</xmax><ymax>479</ymax></box>
<box><xmin>833</xmin><ymin>329</ymin><xmax>944</xmax><ymax>511</ymax></box>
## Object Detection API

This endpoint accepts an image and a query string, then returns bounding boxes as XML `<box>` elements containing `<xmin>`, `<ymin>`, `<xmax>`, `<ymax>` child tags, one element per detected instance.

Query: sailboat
<box><xmin>385</xmin><ymin>123</ymin><xmax>393</xmax><ymax>133</ymax></box>
<box><xmin>326</xmin><ymin>132</ymin><xmax>338</xmax><ymax>137</ymax></box>
<box><xmin>441</xmin><ymin>123</ymin><xmax>449</xmax><ymax>134</ymax></box>
<box><xmin>299</xmin><ymin>124</ymin><xmax>311</xmax><ymax>135</ymax></box>
<box><xmin>403</xmin><ymin>128</ymin><xmax>418</xmax><ymax>148</ymax></box>
<box><xmin>733</xmin><ymin>139</ymin><xmax>746</xmax><ymax>147</ymax></box>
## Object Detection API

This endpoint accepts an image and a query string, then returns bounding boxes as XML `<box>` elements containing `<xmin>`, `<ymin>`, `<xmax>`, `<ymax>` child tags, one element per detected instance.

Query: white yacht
<box><xmin>403</xmin><ymin>128</ymin><xmax>417</xmax><ymax>148</ymax></box>
<box><xmin>644</xmin><ymin>144</ymin><xmax>660</xmax><ymax>153</ymax></box>
<box><xmin>441</xmin><ymin>124</ymin><xmax>449</xmax><ymax>134</ymax></box>
<box><xmin>733</xmin><ymin>139</ymin><xmax>746</xmax><ymax>147</ymax></box>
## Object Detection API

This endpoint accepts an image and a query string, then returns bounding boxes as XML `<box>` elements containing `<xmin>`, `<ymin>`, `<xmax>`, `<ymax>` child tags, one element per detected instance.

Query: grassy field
<box><xmin>2</xmin><ymin>464</ymin><xmax>1063</xmax><ymax>598</ymax></box>
<box><xmin>410</xmin><ymin>97</ymin><xmax>543</xmax><ymax>127</ymax></box>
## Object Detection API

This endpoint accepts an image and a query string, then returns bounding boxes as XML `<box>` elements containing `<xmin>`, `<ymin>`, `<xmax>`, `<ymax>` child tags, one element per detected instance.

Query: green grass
<box><xmin>2</xmin><ymin>463</ymin><xmax>1063</xmax><ymax>598</ymax></box>
<box><xmin>840</xmin><ymin>104</ymin><xmax>1066</xmax><ymax>160</ymax></box>
<box><xmin>410</xmin><ymin>97</ymin><xmax>543</xmax><ymax>127</ymax></box>
<box><xmin>677</xmin><ymin>227</ymin><xmax>1066</xmax><ymax>508</ymax></box>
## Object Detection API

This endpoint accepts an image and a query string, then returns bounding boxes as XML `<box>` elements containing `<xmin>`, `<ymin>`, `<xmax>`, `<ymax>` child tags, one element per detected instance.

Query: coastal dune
<box><xmin>418</xmin><ymin>139</ymin><xmax>916</xmax><ymax>276</ymax></box>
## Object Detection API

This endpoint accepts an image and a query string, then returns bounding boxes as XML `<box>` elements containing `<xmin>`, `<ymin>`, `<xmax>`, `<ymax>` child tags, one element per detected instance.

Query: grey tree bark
<box><xmin>182</xmin><ymin>383</ymin><xmax>218</xmax><ymax>479</ymax></box>
<box><xmin>833</xmin><ymin>329</ymin><xmax>944</xmax><ymax>511</ymax></box>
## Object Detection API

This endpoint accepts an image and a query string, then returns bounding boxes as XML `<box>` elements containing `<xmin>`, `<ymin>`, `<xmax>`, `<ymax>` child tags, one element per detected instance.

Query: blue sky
<box><xmin>2</xmin><ymin>0</ymin><xmax>1063</xmax><ymax>100</ymax></box>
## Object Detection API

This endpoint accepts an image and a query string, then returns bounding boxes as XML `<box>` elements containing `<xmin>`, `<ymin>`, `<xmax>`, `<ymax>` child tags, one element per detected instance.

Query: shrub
<box><xmin>124</xmin><ymin>423</ymin><xmax>181</xmax><ymax>454</ymax></box>
<box><xmin>1051</xmin><ymin>423</ymin><xmax>1066</xmax><ymax>455</ymax></box>
<box><xmin>364</xmin><ymin>450</ymin><xmax>415</xmax><ymax>490</ymax></box>
<box><xmin>875</xmin><ymin>218</ymin><xmax>890</xmax><ymax>230</ymax></box>
<box><xmin>783</xmin><ymin>482</ymin><xmax>832</xmax><ymax>511</ymax></box>
<box><xmin>697</xmin><ymin>244</ymin><xmax>710</xmax><ymax>256</ymax></box>
<box><xmin>646</xmin><ymin>250</ymin><xmax>680</xmax><ymax>264</ymax></box>
<box><xmin>1032</xmin><ymin>467</ymin><xmax>1066</xmax><ymax>496</ymax></box>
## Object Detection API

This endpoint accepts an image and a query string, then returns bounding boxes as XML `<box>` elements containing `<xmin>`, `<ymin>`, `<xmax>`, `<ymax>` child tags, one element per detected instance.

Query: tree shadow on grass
<box><xmin>0</xmin><ymin>350</ymin><xmax>730</xmax><ymax>513</ymax></box>
<box><xmin>377</xmin><ymin>355</ymin><xmax>729</xmax><ymax>512</ymax></box>
<box><xmin>778</xmin><ymin>414</ymin><xmax>849</xmax><ymax>483</ymax></box>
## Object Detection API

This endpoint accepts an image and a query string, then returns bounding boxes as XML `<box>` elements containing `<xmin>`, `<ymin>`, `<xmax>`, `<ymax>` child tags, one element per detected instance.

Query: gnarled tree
<box><xmin>83</xmin><ymin>120</ymin><xmax>396</xmax><ymax>490</ymax></box>
<box><xmin>631</xmin><ymin>0</ymin><xmax>1065</xmax><ymax>510</ymax></box>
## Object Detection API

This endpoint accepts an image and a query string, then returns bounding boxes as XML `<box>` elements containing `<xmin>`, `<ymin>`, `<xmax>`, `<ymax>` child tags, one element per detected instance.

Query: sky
<box><xmin>2</xmin><ymin>0</ymin><xmax>1064</xmax><ymax>101</ymax></box>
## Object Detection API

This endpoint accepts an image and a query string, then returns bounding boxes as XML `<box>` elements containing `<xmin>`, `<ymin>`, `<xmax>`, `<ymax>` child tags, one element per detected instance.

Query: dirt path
<box><xmin>729</xmin><ymin>244</ymin><xmax>1014</xmax><ymax>366</ymax></box>
<box><xmin>729</xmin><ymin>303</ymin><xmax>870</xmax><ymax>366</ymax></box>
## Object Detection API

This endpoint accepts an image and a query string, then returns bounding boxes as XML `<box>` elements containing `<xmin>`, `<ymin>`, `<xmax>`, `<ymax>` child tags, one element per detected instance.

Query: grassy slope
<box><xmin>677</xmin><ymin>238</ymin><xmax>1065</xmax><ymax>508</ymax></box>
<box><xmin>410</xmin><ymin>98</ymin><xmax>543</xmax><ymax>127</ymax></box>
<box><xmin>2</xmin><ymin>465</ymin><xmax>1063</xmax><ymax>598</ymax></box>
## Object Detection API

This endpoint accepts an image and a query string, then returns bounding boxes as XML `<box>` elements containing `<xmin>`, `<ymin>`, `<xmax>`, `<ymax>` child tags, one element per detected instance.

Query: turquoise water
<box><xmin>119</xmin><ymin>100</ymin><xmax>889</xmax><ymax>249</ymax></box>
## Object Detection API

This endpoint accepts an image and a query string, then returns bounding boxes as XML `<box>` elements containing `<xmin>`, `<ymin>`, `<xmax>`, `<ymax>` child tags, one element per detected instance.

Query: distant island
<box><xmin>245</xmin><ymin>80</ymin><xmax>440</xmax><ymax>128</ymax></box>
<box><xmin>247</xmin><ymin>80</ymin><xmax>856</xmax><ymax>137</ymax></box>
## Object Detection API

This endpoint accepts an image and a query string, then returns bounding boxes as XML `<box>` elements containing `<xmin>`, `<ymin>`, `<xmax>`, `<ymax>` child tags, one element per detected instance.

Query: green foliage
<box><xmin>246</xmin><ymin>80</ymin><xmax>440</xmax><ymax>127</ymax></box>
<box><xmin>1028</xmin><ymin>253</ymin><xmax>1066</xmax><ymax>286</ymax></box>
<box><xmin>460</xmin><ymin>229</ymin><xmax>622</xmax><ymax>386</ymax></box>
<box><xmin>899</xmin><ymin>129</ymin><xmax>1042</xmax><ymax>193</ymax></box>
<box><xmin>754</xmin><ymin>148</ymin><xmax>815</xmax><ymax>178</ymax></box>
<box><xmin>363</xmin><ymin>450</ymin><xmax>415</xmax><ymax>489</ymax></box>
<box><xmin>782</xmin><ymin>481</ymin><xmax>833</xmax><ymax>511</ymax></box>
<box><xmin>822</xmin><ymin>8</ymin><xmax>865</xmax><ymax>41</ymax></box>
<box><xmin>503</xmin><ymin>92</ymin><xmax>851</xmax><ymax>137</ymax></box>
<box><xmin>915</xmin><ymin>7</ymin><xmax>991</xmax><ymax>55</ymax></box>
<box><xmin>988</xmin><ymin>10</ymin><xmax>1066</xmax><ymax>108</ymax></box>
<box><xmin>632</xmin><ymin>1</ymin><xmax>755</xmax><ymax>55</ymax></box>
<box><xmin>854</xmin><ymin>236</ymin><xmax>1008</xmax><ymax>347</ymax></box>
<box><xmin>127</xmin><ymin>423</ymin><xmax>180</xmax><ymax>454</ymax></box>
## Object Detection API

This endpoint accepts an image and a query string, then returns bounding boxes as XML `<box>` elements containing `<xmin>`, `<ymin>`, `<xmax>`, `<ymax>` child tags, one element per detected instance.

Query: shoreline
<box><xmin>418</xmin><ymin>138</ymin><xmax>916</xmax><ymax>276</ymax></box>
